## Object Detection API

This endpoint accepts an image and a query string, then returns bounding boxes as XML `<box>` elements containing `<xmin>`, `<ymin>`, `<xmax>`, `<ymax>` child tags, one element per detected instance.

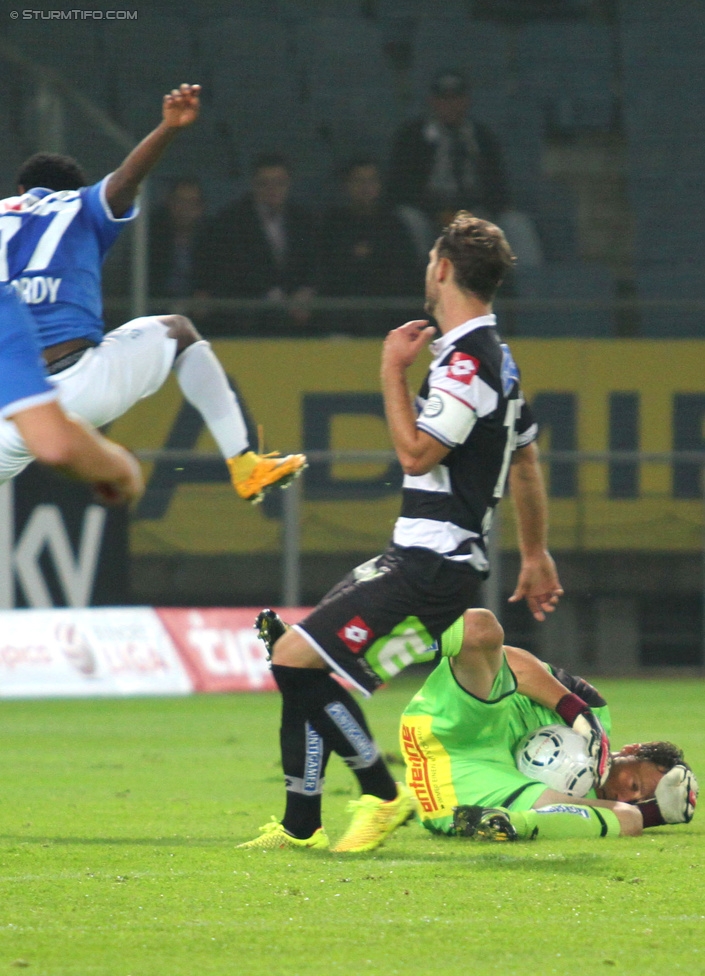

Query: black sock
<box><xmin>272</xmin><ymin>665</ymin><xmax>397</xmax><ymax>811</ymax></box>
<box><xmin>272</xmin><ymin>666</ymin><xmax>330</xmax><ymax>838</ymax></box>
<box><xmin>312</xmin><ymin>696</ymin><xmax>397</xmax><ymax>801</ymax></box>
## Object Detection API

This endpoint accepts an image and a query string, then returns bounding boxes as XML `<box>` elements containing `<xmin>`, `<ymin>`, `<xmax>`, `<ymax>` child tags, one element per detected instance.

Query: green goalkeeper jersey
<box><xmin>400</xmin><ymin>651</ymin><xmax>611</xmax><ymax>834</ymax></box>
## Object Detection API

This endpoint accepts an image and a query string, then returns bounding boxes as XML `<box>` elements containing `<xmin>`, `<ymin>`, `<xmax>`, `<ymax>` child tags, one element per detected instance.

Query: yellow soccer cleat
<box><xmin>228</xmin><ymin>450</ymin><xmax>307</xmax><ymax>504</ymax></box>
<box><xmin>331</xmin><ymin>783</ymin><xmax>417</xmax><ymax>853</ymax></box>
<box><xmin>236</xmin><ymin>818</ymin><xmax>329</xmax><ymax>851</ymax></box>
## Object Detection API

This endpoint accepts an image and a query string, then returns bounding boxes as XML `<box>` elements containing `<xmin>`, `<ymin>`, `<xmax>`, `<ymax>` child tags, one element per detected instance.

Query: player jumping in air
<box><xmin>401</xmin><ymin>608</ymin><xmax>698</xmax><ymax>841</ymax></box>
<box><xmin>0</xmin><ymin>83</ymin><xmax>305</xmax><ymax>503</ymax></box>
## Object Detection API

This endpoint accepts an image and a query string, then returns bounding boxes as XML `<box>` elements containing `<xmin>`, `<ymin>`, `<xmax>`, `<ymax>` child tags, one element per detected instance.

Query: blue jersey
<box><xmin>0</xmin><ymin>177</ymin><xmax>136</xmax><ymax>349</ymax></box>
<box><xmin>0</xmin><ymin>283</ymin><xmax>56</xmax><ymax>419</ymax></box>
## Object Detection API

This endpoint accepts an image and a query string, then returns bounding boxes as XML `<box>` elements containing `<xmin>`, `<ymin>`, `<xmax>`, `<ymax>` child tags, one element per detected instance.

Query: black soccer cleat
<box><xmin>255</xmin><ymin>609</ymin><xmax>287</xmax><ymax>659</ymax></box>
<box><xmin>453</xmin><ymin>806</ymin><xmax>518</xmax><ymax>842</ymax></box>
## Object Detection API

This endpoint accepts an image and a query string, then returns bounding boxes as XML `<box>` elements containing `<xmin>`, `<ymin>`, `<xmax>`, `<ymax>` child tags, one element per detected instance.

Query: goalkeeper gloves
<box><xmin>647</xmin><ymin>764</ymin><xmax>699</xmax><ymax>824</ymax></box>
<box><xmin>555</xmin><ymin>692</ymin><xmax>611</xmax><ymax>787</ymax></box>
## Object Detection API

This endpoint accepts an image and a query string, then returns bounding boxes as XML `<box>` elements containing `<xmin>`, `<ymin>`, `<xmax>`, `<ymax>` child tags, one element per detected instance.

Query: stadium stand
<box><xmin>291</xmin><ymin>17</ymin><xmax>399</xmax><ymax>163</ymax></box>
<box><xmin>510</xmin><ymin>262</ymin><xmax>617</xmax><ymax>337</ymax></box>
<box><xmin>472</xmin><ymin>0</ymin><xmax>597</xmax><ymax>19</ymax></box>
<box><xmin>199</xmin><ymin>16</ymin><xmax>301</xmax><ymax>144</ymax></box>
<box><xmin>3</xmin><ymin>18</ymin><xmax>117</xmax><ymax>181</ymax></box>
<box><xmin>635</xmin><ymin>266</ymin><xmax>705</xmax><ymax>339</ymax></box>
<box><xmin>408</xmin><ymin>15</ymin><xmax>510</xmax><ymax>106</ymax></box>
<box><xmin>103</xmin><ymin>14</ymin><xmax>196</xmax><ymax>136</ymax></box>
<box><xmin>530</xmin><ymin>180</ymin><xmax>579</xmax><ymax>262</ymax></box>
<box><xmin>375</xmin><ymin>0</ymin><xmax>474</xmax><ymax>16</ymax></box>
<box><xmin>0</xmin><ymin>6</ymin><xmax>630</xmax><ymax>336</ymax></box>
<box><xmin>619</xmin><ymin>0</ymin><xmax>705</xmax><ymax>335</ymax></box>
<box><xmin>0</xmin><ymin>102</ymin><xmax>25</xmax><ymax>197</ymax></box>
<box><xmin>515</xmin><ymin>21</ymin><xmax>616</xmax><ymax>134</ymax></box>
<box><xmin>5</xmin><ymin>17</ymin><xmax>107</xmax><ymax>97</ymax></box>
<box><xmin>197</xmin><ymin>17</ymin><xmax>320</xmax><ymax>197</ymax></box>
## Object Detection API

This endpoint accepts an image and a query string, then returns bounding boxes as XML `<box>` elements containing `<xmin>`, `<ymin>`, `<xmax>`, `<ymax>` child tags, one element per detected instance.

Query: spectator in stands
<box><xmin>149</xmin><ymin>178</ymin><xmax>207</xmax><ymax>298</ymax></box>
<box><xmin>319</xmin><ymin>158</ymin><xmax>421</xmax><ymax>298</ymax></box>
<box><xmin>387</xmin><ymin>70</ymin><xmax>543</xmax><ymax>267</ymax></box>
<box><xmin>204</xmin><ymin>154</ymin><xmax>318</xmax><ymax>329</ymax></box>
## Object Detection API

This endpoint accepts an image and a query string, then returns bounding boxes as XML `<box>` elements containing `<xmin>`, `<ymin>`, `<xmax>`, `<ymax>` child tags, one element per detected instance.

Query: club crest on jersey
<box><xmin>500</xmin><ymin>343</ymin><xmax>520</xmax><ymax>396</ymax></box>
<box><xmin>447</xmin><ymin>351</ymin><xmax>479</xmax><ymax>385</ymax></box>
<box><xmin>422</xmin><ymin>393</ymin><xmax>444</xmax><ymax>418</ymax></box>
<box><xmin>337</xmin><ymin>616</ymin><xmax>373</xmax><ymax>654</ymax></box>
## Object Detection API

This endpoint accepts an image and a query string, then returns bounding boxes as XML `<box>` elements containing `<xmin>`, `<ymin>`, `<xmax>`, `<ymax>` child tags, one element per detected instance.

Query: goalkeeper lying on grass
<box><xmin>400</xmin><ymin>608</ymin><xmax>698</xmax><ymax>841</ymax></box>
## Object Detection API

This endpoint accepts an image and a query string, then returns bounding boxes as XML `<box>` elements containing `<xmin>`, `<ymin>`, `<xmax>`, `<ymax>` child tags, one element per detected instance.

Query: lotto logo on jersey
<box><xmin>337</xmin><ymin>617</ymin><xmax>373</xmax><ymax>654</ymax></box>
<box><xmin>447</xmin><ymin>352</ymin><xmax>479</xmax><ymax>385</ymax></box>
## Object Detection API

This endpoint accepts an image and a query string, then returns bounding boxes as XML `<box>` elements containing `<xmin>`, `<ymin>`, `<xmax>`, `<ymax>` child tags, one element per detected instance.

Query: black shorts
<box><xmin>294</xmin><ymin>545</ymin><xmax>483</xmax><ymax>695</ymax></box>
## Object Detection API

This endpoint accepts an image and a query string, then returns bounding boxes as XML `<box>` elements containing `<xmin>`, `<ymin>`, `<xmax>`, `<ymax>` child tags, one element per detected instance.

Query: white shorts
<box><xmin>0</xmin><ymin>316</ymin><xmax>176</xmax><ymax>483</ymax></box>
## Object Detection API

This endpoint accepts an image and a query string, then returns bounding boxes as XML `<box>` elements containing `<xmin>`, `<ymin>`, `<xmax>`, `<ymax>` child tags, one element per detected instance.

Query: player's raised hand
<box><xmin>163</xmin><ymin>83</ymin><xmax>201</xmax><ymax>128</ymax></box>
<box><xmin>106</xmin><ymin>83</ymin><xmax>202</xmax><ymax>217</ymax></box>
<box><xmin>382</xmin><ymin>320</ymin><xmax>436</xmax><ymax>371</ymax></box>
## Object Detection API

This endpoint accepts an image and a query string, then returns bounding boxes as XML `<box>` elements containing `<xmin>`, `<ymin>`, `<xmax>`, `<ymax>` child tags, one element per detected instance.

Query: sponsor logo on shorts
<box><xmin>448</xmin><ymin>351</ymin><xmax>479</xmax><ymax>385</ymax></box>
<box><xmin>337</xmin><ymin>616</ymin><xmax>373</xmax><ymax>653</ymax></box>
<box><xmin>401</xmin><ymin>722</ymin><xmax>440</xmax><ymax>814</ymax></box>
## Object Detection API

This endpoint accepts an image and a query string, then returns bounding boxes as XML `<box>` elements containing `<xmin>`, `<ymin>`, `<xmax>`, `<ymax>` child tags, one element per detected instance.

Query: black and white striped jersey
<box><xmin>392</xmin><ymin>313</ymin><xmax>538</xmax><ymax>572</ymax></box>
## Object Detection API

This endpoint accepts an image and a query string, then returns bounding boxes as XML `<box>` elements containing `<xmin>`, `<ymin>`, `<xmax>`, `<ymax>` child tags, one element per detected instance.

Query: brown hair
<box><xmin>435</xmin><ymin>211</ymin><xmax>515</xmax><ymax>302</ymax></box>
<box><xmin>632</xmin><ymin>741</ymin><xmax>690</xmax><ymax>772</ymax></box>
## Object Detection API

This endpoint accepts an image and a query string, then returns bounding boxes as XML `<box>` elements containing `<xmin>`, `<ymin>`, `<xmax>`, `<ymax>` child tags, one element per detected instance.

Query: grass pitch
<box><xmin>0</xmin><ymin>677</ymin><xmax>703</xmax><ymax>976</ymax></box>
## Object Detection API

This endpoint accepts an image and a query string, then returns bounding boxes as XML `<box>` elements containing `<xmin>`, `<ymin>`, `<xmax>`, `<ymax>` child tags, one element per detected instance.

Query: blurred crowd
<box><xmin>142</xmin><ymin>71</ymin><xmax>543</xmax><ymax>336</ymax></box>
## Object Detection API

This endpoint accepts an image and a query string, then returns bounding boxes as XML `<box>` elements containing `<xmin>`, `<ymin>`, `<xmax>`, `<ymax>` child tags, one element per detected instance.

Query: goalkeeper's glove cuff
<box><xmin>555</xmin><ymin>692</ymin><xmax>587</xmax><ymax>728</ymax></box>
<box><xmin>555</xmin><ymin>693</ymin><xmax>611</xmax><ymax>787</ymax></box>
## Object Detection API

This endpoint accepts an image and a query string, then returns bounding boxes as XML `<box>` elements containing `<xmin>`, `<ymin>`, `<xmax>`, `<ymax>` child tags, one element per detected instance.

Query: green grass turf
<box><xmin>0</xmin><ymin>677</ymin><xmax>703</xmax><ymax>976</ymax></box>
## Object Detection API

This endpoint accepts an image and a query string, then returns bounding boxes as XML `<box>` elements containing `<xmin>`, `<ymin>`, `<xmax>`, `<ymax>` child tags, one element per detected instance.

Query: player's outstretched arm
<box><xmin>13</xmin><ymin>401</ymin><xmax>144</xmax><ymax>505</ymax></box>
<box><xmin>508</xmin><ymin>441</ymin><xmax>563</xmax><ymax>621</ymax></box>
<box><xmin>106</xmin><ymin>83</ymin><xmax>201</xmax><ymax>217</ymax></box>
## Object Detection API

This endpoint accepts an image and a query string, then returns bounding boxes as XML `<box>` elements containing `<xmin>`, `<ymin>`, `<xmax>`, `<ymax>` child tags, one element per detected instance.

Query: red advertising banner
<box><xmin>156</xmin><ymin>607</ymin><xmax>313</xmax><ymax>693</ymax></box>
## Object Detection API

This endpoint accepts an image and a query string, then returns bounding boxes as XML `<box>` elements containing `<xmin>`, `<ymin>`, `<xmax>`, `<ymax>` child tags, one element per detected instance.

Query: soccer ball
<box><xmin>515</xmin><ymin>724</ymin><xmax>597</xmax><ymax>797</ymax></box>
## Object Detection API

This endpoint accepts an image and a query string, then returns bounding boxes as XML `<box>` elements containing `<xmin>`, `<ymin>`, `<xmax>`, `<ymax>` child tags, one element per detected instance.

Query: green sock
<box><xmin>509</xmin><ymin>804</ymin><xmax>621</xmax><ymax>840</ymax></box>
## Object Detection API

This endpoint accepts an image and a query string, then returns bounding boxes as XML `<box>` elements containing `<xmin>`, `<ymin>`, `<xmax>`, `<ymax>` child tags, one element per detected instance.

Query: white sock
<box><xmin>172</xmin><ymin>340</ymin><xmax>249</xmax><ymax>458</ymax></box>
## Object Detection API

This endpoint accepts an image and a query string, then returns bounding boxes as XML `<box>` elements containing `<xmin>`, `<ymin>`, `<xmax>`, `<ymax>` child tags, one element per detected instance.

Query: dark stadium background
<box><xmin>1</xmin><ymin>0</ymin><xmax>703</xmax><ymax>674</ymax></box>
